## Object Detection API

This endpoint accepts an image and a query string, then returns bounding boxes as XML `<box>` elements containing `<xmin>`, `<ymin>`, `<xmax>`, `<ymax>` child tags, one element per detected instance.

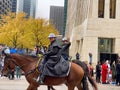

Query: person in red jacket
<box><xmin>101</xmin><ymin>61</ymin><xmax>108</xmax><ymax>84</ymax></box>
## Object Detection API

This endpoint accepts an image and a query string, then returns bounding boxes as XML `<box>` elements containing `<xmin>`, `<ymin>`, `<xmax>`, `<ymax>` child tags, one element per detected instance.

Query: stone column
<box><xmin>81</xmin><ymin>37</ymin><xmax>98</xmax><ymax>64</ymax></box>
<box><xmin>104</xmin><ymin>0</ymin><xmax>110</xmax><ymax>19</ymax></box>
<box><xmin>115</xmin><ymin>38</ymin><xmax>120</xmax><ymax>56</ymax></box>
<box><xmin>91</xmin><ymin>0</ymin><xmax>98</xmax><ymax>18</ymax></box>
<box><xmin>116</xmin><ymin>0</ymin><xmax>120</xmax><ymax>19</ymax></box>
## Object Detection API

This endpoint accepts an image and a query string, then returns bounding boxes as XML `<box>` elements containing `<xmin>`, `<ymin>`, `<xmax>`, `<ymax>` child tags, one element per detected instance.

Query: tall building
<box><xmin>16</xmin><ymin>0</ymin><xmax>23</xmax><ymax>12</ymax></box>
<box><xmin>30</xmin><ymin>0</ymin><xmax>36</xmax><ymax>18</ymax></box>
<box><xmin>50</xmin><ymin>6</ymin><xmax>64</xmax><ymax>35</ymax></box>
<box><xmin>17</xmin><ymin>0</ymin><xmax>36</xmax><ymax>18</ymax></box>
<box><xmin>11</xmin><ymin>0</ymin><xmax>17</xmax><ymax>12</ymax></box>
<box><xmin>63</xmin><ymin>0</ymin><xmax>68</xmax><ymax>36</ymax></box>
<box><xmin>0</xmin><ymin>0</ymin><xmax>17</xmax><ymax>14</ymax></box>
<box><xmin>66</xmin><ymin>0</ymin><xmax>120</xmax><ymax>64</ymax></box>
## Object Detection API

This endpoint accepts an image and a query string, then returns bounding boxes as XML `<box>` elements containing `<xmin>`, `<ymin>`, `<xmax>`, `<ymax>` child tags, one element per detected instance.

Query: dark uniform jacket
<box><xmin>96</xmin><ymin>64</ymin><xmax>101</xmax><ymax>75</ymax></box>
<box><xmin>61</xmin><ymin>42</ymin><xmax>71</xmax><ymax>60</ymax></box>
<box><xmin>42</xmin><ymin>40</ymin><xmax>62</xmax><ymax>76</ymax></box>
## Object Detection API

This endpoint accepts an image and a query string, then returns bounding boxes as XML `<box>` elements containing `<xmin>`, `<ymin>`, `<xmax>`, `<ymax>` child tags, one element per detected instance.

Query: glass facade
<box><xmin>98</xmin><ymin>0</ymin><xmax>105</xmax><ymax>18</ymax></box>
<box><xmin>110</xmin><ymin>0</ymin><xmax>116</xmax><ymax>18</ymax></box>
<box><xmin>23</xmin><ymin>0</ymin><xmax>31</xmax><ymax>17</ymax></box>
<box><xmin>98</xmin><ymin>38</ymin><xmax>113</xmax><ymax>53</ymax></box>
<box><xmin>17</xmin><ymin>0</ymin><xmax>36</xmax><ymax>18</ymax></box>
<box><xmin>11</xmin><ymin>0</ymin><xmax>17</xmax><ymax>12</ymax></box>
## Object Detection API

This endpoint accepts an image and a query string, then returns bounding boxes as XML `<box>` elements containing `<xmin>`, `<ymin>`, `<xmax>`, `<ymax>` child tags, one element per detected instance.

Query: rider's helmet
<box><xmin>48</xmin><ymin>33</ymin><xmax>56</xmax><ymax>38</ymax></box>
<box><xmin>62</xmin><ymin>37</ymin><xmax>67</xmax><ymax>41</ymax></box>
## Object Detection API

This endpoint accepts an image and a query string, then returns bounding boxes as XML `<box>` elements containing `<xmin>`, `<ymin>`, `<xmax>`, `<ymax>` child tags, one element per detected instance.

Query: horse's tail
<box><xmin>87</xmin><ymin>74</ymin><xmax>98</xmax><ymax>90</ymax></box>
<box><xmin>72</xmin><ymin>60</ymin><xmax>98</xmax><ymax>90</ymax></box>
<box><xmin>83</xmin><ymin>63</ymin><xmax>98</xmax><ymax>90</ymax></box>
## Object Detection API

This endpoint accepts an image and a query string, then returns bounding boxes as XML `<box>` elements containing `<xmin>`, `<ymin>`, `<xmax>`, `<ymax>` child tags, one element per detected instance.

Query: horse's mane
<box><xmin>10</xmin><ymin>54</ymin><xmax>39</xmax><ymax>62</ymax></box>
<box><xmin>23</xmin><ymin>55</ymin><xmax>40</xmax><ymax>61</ymax></box>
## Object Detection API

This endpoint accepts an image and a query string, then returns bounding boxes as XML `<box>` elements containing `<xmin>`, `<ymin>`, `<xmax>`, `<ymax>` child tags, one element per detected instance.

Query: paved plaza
<box><xmin>0</xmin><ymin>76</ymin><xmax>120</xmax><ymax>90</ymax></box>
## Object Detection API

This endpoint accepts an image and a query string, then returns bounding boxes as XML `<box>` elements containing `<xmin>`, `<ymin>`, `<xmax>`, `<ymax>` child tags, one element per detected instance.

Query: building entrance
<box><xmin>98</xmin><ymin>38</ymin><xmax>117</xmax><ymax>64</ymax></box>
<box><xmin>100</xmin><ymin>53</ymin><xmax>118</xmax><ymax>65</ymax></box>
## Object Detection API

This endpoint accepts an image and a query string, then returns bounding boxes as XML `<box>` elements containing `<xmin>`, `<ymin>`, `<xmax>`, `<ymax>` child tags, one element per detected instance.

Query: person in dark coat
<box><xmin>96</xmin><ymin>61</ymin><xmax>101</xmax><ymax>83</ymax></box>
<box><xmin>36</xmin><ymin>33</ymin><xmax>61</xmax><ymax>84</ymax></box>
<box><xmin>89</xmin><ymin>52</ymin><xmax>92</xmax><ymax>64</ymax></box>
<box><xmin>116</xmin><ymin>59</ymin><xmax>120</xmax><ymax>86</ymax></box>
<box><xmin>15</xmin><ymin>66</ymin><xmax>21</xmax><ymax>79</ymax></box>
<box><xmin>61</xmin><ymin>37</ymin><xmax>71</xmax><ymax>61</ymax></box>
<box><xmin>76</xmin><ymin>52</ymin><xmax>80</xmax><ymax>60</ymax></box>
<box><xmin>111</xmin><ymin>61</ymin><xmax>116</xmax><ymax>83</ymax></box>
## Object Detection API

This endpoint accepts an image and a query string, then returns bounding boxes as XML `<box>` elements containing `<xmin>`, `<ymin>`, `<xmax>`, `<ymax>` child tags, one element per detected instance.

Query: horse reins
<box><xmin>4</xmin><ymin>56</ymin><xmax>42</xmax><ymax>77</ymax></box>
<box><xmin>25</xmin><ymin>57</ymin><xmax>42</xmax><ymax>76</ymax></box>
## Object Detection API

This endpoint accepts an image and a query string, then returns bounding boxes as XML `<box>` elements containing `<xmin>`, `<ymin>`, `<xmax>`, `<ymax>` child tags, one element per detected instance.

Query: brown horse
<box><xmin>2</xmin><ymin>53</ymin><xmax>97</xmax><ymax>90</ymax></box>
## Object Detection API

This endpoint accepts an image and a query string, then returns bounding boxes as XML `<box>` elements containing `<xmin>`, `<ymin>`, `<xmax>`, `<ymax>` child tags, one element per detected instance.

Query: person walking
<box><xmin>89</xmin><ymin>52</ymin><xmax>92</xmax><ymax>64</ymax></box>
<box><xmin>106</xmin><ymin>60</ymin><xmax>111</xmax><ymax>83</ymax></box>
<box><xmin>96</xmin><ymin>61</ymin><xmax>101</xmax><ymax>83</ymax></box>
<box><xmin>101</xmin><ymin>61</ymin><xmax>108</xmax><ymax>84</ymax></box>
<box><xmin>111</xmin><ymin>61</ymin><xmax>116</xmax><ymax>84</ymax></box>
<box><xmin>75</xmin><ymin>52</ymin><xmax>80</xmax><ymax>60</ymax></box>
<box><xmin>116</xmin><ymin>59</ymin><xmax>120</xmax><ymax>86</ymax></box>
<box><xmin>15</xmin><ymin>66</ymin><xmax>21</xmax><ymax>79</ymax></box>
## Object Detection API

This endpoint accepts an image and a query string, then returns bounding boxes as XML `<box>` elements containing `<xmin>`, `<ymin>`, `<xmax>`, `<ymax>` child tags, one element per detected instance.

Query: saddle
<box><xmin>53</xmin><ymin>56</ymin><xmax>71</xmax><ymax>77</ymax></box>
<box><xmin>37</xmin><ymin>56</ymin><xmax>71</xmax><ymax>77</ymax></box>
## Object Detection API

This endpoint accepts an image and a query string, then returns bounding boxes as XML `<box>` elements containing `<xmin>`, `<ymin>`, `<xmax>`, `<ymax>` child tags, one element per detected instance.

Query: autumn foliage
<box><xmin>0</xmin><ymin>12</ymin><xmax>59</xmax><ymax>49</ymax></box>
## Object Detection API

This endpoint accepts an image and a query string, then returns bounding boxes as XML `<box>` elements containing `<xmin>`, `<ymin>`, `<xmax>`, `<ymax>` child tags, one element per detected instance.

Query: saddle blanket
<box><xmin>39</xmin><ymin>56</ymin><xmax>71</xmax><ymax>77</ymax></box>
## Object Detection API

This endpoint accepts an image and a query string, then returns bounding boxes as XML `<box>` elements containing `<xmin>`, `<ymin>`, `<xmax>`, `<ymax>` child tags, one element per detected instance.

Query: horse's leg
<box><xmin>67</xmin><ymin>84</ymin><xmax>75</xmax><ymax>90</ymax></box>
<box><xmin>76</xmin><ymin>83</ymin><xmax>83</xmax><ymax>90</ymax></box>
<box><xmin>47</xmin><ymin>86</ymin><xmax>56</xmax><ymax>90</ymax></box>
<box><xmin>47</xmin><ymin>86</ymin><xmax>50</xmax><ymax>90</ymax></box>
<box><xmin>27</xmin><ymin>84</ymin><xmax>38</xmax><ymax>90</ymax></box>
<box><xmin>68</xmin><ymin>86</ymin><xmax>75</xmax><ymax>90</ymax></box>
<box><xmin>50</xmin><ymin>86</ymin><xmax>56</xmax><ymax>90</ymax></box>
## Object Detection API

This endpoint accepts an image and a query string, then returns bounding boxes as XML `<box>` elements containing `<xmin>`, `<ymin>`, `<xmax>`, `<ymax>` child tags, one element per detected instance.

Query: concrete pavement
<box><xmin>0</xmin><ymin>76</ymin><xmax>120</xmax><ymax>90</ymax></box>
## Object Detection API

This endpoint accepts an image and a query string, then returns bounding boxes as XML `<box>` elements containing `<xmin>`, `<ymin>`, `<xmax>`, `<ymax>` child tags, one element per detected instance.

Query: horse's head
<box><xmin>1</xmin><ymin>53</ymin><xmax>16</xmax><ymax>76</ymax></box>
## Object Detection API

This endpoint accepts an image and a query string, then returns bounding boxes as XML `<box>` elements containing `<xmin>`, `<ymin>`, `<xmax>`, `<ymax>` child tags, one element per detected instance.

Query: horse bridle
<box><xmin>4</xmin><ymin>56</ymin><xmax>30</xmax><ymax>72</ymax></box>
<box><xmin>4</xmin><ymin>57</ymin><xmax>18</xmax><ymax>72</ymax></box>
<box><xmin>4</xmin><ymin>56</ymin><xmax>40</xmax><ymax>77</ymax></box>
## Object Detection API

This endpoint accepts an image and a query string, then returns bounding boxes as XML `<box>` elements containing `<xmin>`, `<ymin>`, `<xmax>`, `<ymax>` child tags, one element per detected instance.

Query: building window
<box><xmin>98</xmin><ymin>0</ymin><xmax>105</xmax><ymax>18</ymax></box>
<box><xmin>98</xmin><ymin>38</ymin><xmax>113</xmax><ymax>53</ymax></box>
<box><xmin>110</xmin><ymin>0</ymin><xmax>116</xmax><ymax>18</ymax></box>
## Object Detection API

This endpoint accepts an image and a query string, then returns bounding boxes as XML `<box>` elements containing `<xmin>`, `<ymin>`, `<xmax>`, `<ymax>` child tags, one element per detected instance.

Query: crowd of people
<box><xmin>96</xmin><ymin>59</ymin><xmax>120</xmax><ymax>86</ymax></box>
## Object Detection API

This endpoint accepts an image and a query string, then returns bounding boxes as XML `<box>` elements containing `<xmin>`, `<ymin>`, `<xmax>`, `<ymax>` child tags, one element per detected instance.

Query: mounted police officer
<box><xmin>36</xmin><ymin>33</ymin><xmax>61</xmax><ymax>84</ymax></box>
<box><xmin>61</xmin><ymin>37</ymin><xmax>71</xmax><ymax>61</ymax></box>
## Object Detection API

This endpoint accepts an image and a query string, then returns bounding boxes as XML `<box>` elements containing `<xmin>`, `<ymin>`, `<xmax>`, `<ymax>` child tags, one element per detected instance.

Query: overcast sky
<box><xmin>36</xmin><ymin>0</ymin><xmax>64</xmax><ymax>19</ymax></box>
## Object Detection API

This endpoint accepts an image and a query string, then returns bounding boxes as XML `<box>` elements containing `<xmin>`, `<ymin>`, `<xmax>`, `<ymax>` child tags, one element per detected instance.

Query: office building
<box><xmin>66</xmin><ymin>0</ymin><xmax>120</xmax><ymax>64</ymax></box>
<box><xmin>0</xmin><ymin>0</ymin><xmax>17</xmax><ymax>14</ymax></box>
<box><xmin>17</xmin><ymin>0</ymin><xmax>36</xmax><ymax>18</ymax></box>
<box><xmin>50</xmin><ymin>6</ymin><xmax>64</xmax><ymax>35</ymax></box>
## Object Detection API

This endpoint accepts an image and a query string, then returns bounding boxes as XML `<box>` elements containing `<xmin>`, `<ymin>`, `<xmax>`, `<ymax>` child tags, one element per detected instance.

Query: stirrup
<box><xmin>39</xmin><ymin>80</ymin><xmax>44</xmax><ymax>84</ymax></box>
<box><xmin>37</xmin><ymin>79</ymin><xmax>44</xmax><ymax>84</ymax></box>
<box><xmin>33</xmin><ymin>77</ymin><xmax>44</xmax><ymax>84</ymax></box>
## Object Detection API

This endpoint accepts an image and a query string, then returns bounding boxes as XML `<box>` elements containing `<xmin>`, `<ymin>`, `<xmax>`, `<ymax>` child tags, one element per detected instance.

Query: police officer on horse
<box><xmin>36</xmin><ymin>33</ymin><xmax>61</xmax><ymax>84</ymax></box>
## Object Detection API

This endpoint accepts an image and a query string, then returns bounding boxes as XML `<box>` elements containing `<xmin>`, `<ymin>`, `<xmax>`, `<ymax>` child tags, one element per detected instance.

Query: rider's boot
<box><xmin>36</xmin><ymin>74</ymin><xmax>45</xmax><ymax>84</ymax></box>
